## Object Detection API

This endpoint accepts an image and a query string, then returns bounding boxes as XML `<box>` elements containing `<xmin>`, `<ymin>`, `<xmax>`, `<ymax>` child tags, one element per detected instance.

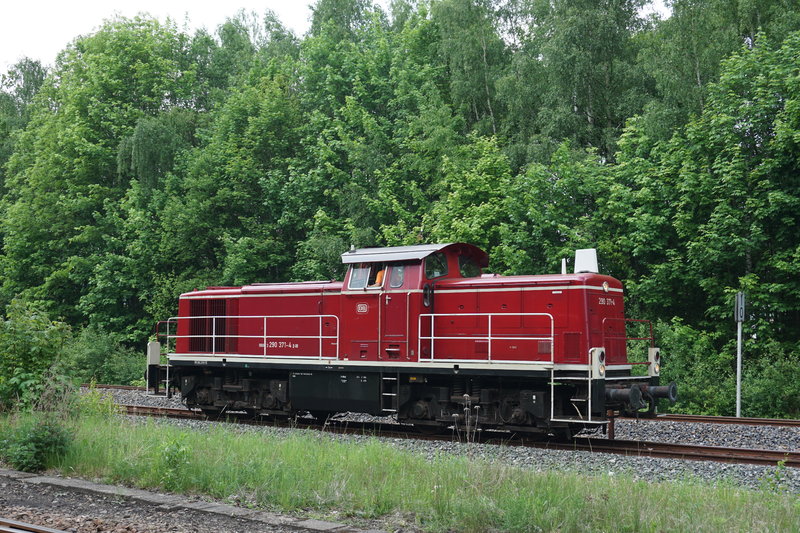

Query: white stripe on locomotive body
<box><xmin>179</xmin><ymin>284</ymin><xmax>625</xmax><ymax>299</ymax></box>
<box><xmin>166</xmin><ymin>353</ymin><xmax>632</xmax><ymax>373</ymax></box>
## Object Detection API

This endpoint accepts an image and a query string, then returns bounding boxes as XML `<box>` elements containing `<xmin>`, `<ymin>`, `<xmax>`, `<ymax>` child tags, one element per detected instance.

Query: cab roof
<box><xmin>341</xmin><ymin>242</ymin><xmax>488</xmax><ymax>266</ymax></box>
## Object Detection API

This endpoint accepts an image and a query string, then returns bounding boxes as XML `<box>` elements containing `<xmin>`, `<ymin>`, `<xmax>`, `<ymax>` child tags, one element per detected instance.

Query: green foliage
<box><xmin>2</xmin><ymin>415</ymin><xmax>72</xmax><ymax>472</ymax></box>
<box><xmin>0</xmin><ymin>300</ymin><xmax>71</xmax><ymax>409</ymax></box>
<box><xmin>742</xmin><ymin>343</ymin><xmax>800</xmax><ymax>418</ymax></box>
<box><xmin>74</xmin><ymin>382</ymin><xmax>124</xmax><ymax>418</ymax></box>
<box><xmin>160</xmin><ymin>434</ymin><xmax>190</xmax><ymax>490</ymax></box>
<box><xmin>655</xmin><ymin>319</ymin><xmax>733</xmax><ymax>415</ymax></box>
<box><xmin>760</xmin><ymin>459</ymin><xmax>789</xmax><ymax>494</ymax></box>
<box><xmin>61</xmin><ymin>326</ymin><xmax>145</xmax><ymax>386</ymax></box>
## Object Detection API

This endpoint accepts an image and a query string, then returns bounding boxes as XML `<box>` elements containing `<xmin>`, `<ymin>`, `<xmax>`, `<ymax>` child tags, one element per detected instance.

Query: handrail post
<box><xmin>319</xmin><ymin>315</ymin><xmax>323</xmax><ymax>359</ymax></box>
<box><xmin>487</xmin><ymin>314</ymin><xmax>492</xmax><ymax>362</ymax></box>
<box><xmin>418</xmin><ymin>314</ymin><xmax>428</xmax><ymax>361</ymax></box>
<box><xmin>430</xmin><ymin>314</ymin><xmax>435</xmax><ymax>360</ymax></box>
<box><xmin>212</xmin><ymin>316</ymin><xmax>216</xmax><ymax>355</ymax></box>
<box><xmin>263</xmin><ymin>317</ymin><xmax>267</xmax><ymax>356</ymax></box>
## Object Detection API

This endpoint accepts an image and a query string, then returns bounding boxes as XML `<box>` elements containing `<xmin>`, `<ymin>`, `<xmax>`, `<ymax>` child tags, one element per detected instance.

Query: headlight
<box><xmin>599</xmin><ymin>364</ymin><xmax>606</xmax><ymax>377</ymax></box>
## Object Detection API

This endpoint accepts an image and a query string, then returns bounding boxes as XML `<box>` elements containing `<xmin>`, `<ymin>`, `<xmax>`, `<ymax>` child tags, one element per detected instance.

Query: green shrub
<box><xmin>655</xmin><ymin>318</ymin><xmax>734</xmax><ymax>415</ymax></box>
<box><xmin>0</xmin><ymin>300</ymin><xmax>71</xmax><ymax>410</ymax></box>
<box><xmin>656</xmin><ymin>319</ymin><xmax>800</xmax><ymax>417</ymax></box>
<box><xmin>74</xmin><ymin>381</ymin><xmax>123</xmax><ymax>418</ymax></box>
<box><xmin>61</xmin><ymin>326</ymin><xmax>145</xmax><ymax>385</ymax></box>
<box><xmin>3</xmin><ymin>415</ymin><xmax>72</xmax><ymax>472</ymax></box>
<box><xmin>742</xmin><ymin>342</ymin><xmax>800</xmax><ymax>418</ymax></box>
<box><xmin>160</xmin><ymin>434</ymin><xmax>190</xmax><ymax>490</ymax></box>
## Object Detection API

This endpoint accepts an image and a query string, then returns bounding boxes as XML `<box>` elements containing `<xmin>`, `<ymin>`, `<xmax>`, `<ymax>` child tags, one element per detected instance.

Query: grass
<box><xmin>2</xmin><ymin>413</ymin><xmax>799</xmax><ymax>532</ymax></box>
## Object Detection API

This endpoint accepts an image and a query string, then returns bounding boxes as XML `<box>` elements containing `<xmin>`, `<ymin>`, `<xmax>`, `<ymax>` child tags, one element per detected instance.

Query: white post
<box><xmin>736</xmin><ymin>320</ymin><xmax>742</xmax><ymax>417</ymax></box>
<box><xmin>735</xmin><ymin>291</ymin><xmax>745</xmax><ymax>418</ymax></box>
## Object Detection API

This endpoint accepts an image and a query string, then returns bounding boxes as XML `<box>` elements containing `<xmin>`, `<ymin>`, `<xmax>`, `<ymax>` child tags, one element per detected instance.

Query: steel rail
<box><xmin>0</xmin><ymin>518</ymin><xmax>69</xmax><ymax>533</ymax></box>
<box><xmin>81</xmin><ymin>384</ymin><xmax>146</xmax><ymax>391</ymax></box>
<box><xmin>542</xmin><ymin>437</ymin><xmax>800</xmax><ymax>468</ymax></box>
<box><xmin>123</xmin><ymin>405</ymin><xmax>205</xmax><ymax>419</ymax></box>
<box><xmin>647</xmin><ymin>413</ymin><xmax>800</xmax><ymax>428</ymax></box>
<box><xmin>121</xmin><ymin>404</ymin><xmax>799</xmax><ymax>468</ymax></box>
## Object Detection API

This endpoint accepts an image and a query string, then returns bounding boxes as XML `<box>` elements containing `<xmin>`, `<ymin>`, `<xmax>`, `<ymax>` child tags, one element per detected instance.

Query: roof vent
<box><xmin>574</xmin><ymin>249</ymin><xmax>599</xmax><ymax>274</ymax></box>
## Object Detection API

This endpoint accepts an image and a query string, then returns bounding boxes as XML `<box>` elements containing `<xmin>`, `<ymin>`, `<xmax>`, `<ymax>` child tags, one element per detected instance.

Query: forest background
<box><xmin>0</xmin><ymin>0</ymin><xmax>798</xmax><ymax>417</ymax></box>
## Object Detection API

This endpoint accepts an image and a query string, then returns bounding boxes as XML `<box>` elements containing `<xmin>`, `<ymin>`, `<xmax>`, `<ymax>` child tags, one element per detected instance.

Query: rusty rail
<box><xmin>0</xmin><ymin>518</ymin><xmax>70</xmax><ymax>533</ymax></box>
<box><xmin>646</xmin><ymin>413</ymin><xmax>800</xmax><ymax>428</ymax></box>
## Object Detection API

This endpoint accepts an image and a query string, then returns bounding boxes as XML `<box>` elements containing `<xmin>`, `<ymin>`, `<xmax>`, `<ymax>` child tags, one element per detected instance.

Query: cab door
<box><xmin>343</xmin><ymin>263</ymin><xmax>382</xmax><ymax>361</ymax></box>
<box><xmin>380</xmin><ymin>263</ymin><xmax>414</xmax><ymax>360</ymax></box>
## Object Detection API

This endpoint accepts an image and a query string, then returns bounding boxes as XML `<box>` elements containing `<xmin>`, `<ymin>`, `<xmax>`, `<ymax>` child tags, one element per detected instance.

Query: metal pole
<box><xmin>736</xmin><ymin>319</ymin><xmax>742</xmax><ymax>417</ymax></box>
<box><xmin>735</xmin><ymin>291</ymin><xmax>745</xmax><ymax>418</ymax></box>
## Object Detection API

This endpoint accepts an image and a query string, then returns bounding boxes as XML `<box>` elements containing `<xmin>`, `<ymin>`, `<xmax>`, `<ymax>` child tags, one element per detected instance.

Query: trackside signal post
<box><xmin>735</xmin><ymin>292</ymin><xmax>745</xmax><ymax>417</ymax></box>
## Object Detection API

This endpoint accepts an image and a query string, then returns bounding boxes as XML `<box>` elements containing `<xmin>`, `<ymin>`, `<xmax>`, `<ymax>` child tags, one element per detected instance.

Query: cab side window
<box><xmin>389</xmin><ymin>264</ymin><xmax>405</xmax><ymax>288</ymax></box>
<box><xmin>368</xmin><ymin>266</ymin><xmax>386</xmax><ymax>288</ymax></box>
<box><xmin>425</xmin><ymin>252</ymin><xmax>448</xmax><ymax>279</ymax></box>
<box><xmin>348</xmin><ymin>265</ymin><xmax>370</xmax><ymax>289</ymax></box>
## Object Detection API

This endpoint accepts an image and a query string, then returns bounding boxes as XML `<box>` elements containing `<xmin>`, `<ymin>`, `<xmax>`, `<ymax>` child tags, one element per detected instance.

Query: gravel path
<box><xmin>0</xmin><ymin>476</ymin><xmax>297</xmax><ymax>533</ymax></box>
<box><xmin>90</xmin><ymin>387</ymin><xmax>800</xmax><ymax>494</ymax></box>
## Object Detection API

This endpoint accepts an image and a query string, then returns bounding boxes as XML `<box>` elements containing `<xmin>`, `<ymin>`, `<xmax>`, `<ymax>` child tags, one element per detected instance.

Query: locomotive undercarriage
<box><xmin>170</xmin><ymin>364</ymin><xmax>663</xmax><ymax>438</ymax></box>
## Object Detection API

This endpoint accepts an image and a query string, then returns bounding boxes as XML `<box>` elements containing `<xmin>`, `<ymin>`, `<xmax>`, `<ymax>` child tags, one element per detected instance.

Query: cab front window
<box><xmin>425</xmin><ymin>252</ymin><xmax>448</xmax><ymax>279</ymax></box>
<box><xmin>458</xmin><ymin>255</ymin><xmax>481</xmax><ymax>278</ymax></box>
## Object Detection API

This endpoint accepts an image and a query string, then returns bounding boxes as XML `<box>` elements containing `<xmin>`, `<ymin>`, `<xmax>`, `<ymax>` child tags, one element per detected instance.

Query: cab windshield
<box><xmin>458</xmin><ymin>255</ymin><xmax>481</xmax><ymax>278</ymax></box>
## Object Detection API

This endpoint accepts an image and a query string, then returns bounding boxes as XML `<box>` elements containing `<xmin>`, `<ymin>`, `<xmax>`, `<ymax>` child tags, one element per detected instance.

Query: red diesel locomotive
<box><xmin>149</xmin><ymin>243</ymin><xmax>676</xmax><ymax>436</ymax></box>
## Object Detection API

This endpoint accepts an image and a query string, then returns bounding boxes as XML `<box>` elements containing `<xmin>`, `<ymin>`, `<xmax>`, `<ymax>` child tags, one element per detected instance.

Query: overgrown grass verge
<box><xmin>1</xmin><ymin>414</ymin><xmax>798</xmax><ymax>532</ymax></box>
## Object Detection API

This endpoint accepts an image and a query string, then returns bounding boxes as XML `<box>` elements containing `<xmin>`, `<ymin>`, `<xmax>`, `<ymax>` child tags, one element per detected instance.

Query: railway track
<box><xmin>650</xmin><ymin>413</ymin><xmax>800</xmax><ymax>428</ymax></box>
<box><xmin>122</xmin><ymin>404</ymin><xmax>800</xmax><ymax>468</ymax></box>
<box><xmin>0</xmin><ymin>518</ymin><xmax>69</xmax><ymax>533</ymax></box>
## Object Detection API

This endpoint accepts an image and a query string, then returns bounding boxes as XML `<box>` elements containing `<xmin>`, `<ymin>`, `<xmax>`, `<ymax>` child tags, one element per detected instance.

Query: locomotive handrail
<box><xmin>417</xmin><ymin>312</ymin><xmax>554</xmax><ymax>364</ymax></box>
<box><xmin>601</xmin><ymin>317</ymin><xmax>654</xmax><ymax>348</ymax></box>
<box><xmin>158</xmin><ymin>314</ymin><xmax>340</xmax><ymax>359</ymax></box>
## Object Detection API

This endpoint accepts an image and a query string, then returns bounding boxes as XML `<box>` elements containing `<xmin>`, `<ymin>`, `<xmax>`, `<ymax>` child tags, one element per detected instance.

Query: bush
<box><xmin>74</xmin><ymin>381</ymin><xmax>123</xmax><ymax>418</ymax></box>
<box><xmin>0</xmin><ymin>300</ymin><xmax>71</xmax><ymax>410</ymax></box>
<box><xmin>742</xmin><ymin>342</ymin><xmax>800</xmax><ymax>418</ymax></box>
<box><xmin>2</xmin><ymin>415</ymin><xmax>73</xmax><ymax>472</ymax></box>
<box><xmin>656</xmin><ymin>318</ymin><xmax>800</xmax><ymax>417</ymax></box>
<box><xmin>655</xmin><ymin>318</ymin><xmax>734</xmax><ymax>415</ymax></box>
<box><xmin>61</xmin><ymin>326</ymin><xmax>145</xmax><ymax>385</ymax></box>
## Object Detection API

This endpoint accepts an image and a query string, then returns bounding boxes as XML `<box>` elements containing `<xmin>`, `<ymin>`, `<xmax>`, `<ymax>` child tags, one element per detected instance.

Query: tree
<box><xmin>1</xmin><ymin>17</ymin><xmax>202</xmax><ymax>321</ymax></box>
<box><xmin>432</xmin><ymin>0</ymin><xmax>509</xmax><ymax>135</ymax></box>
<box><xmin>534</xmin><ymin>0</ymin><xmax>650</xmax><ymax>160</ymax></box>
<box><xmin>0</xmin><ymin>59</ymin><xmax>47</xmax><ymax>189</ymax></box>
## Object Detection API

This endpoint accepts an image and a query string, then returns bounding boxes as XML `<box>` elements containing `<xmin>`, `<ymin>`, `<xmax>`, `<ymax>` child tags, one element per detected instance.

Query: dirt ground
<box><xmin>0</xmin><ymin>475</ymin><xmax>310</xmax><ymax>532</ymax></box>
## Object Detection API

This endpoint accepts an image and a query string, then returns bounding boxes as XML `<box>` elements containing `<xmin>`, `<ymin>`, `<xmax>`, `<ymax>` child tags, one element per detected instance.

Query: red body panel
<box><xmin>173</xmin><ymin>248</ymin><xmax>630</xmax><ymax>367</ymax></box>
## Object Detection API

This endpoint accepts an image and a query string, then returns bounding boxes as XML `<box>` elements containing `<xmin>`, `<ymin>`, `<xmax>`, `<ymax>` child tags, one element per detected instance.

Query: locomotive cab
<box><xmin>338</xmin><ymin>243</ymin><xmax>488</xmax><ymax>362</ymax></box>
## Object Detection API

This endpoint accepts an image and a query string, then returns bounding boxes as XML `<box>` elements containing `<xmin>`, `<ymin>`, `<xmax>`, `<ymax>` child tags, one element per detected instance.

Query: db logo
<box><xmin>356</xmin><ymin>303</ymin><xmax>369</xmax><ymax>314</ymax></box>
